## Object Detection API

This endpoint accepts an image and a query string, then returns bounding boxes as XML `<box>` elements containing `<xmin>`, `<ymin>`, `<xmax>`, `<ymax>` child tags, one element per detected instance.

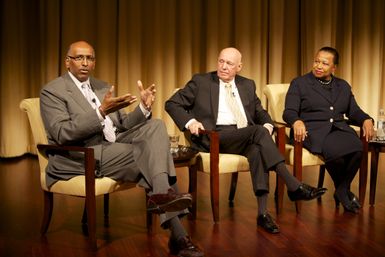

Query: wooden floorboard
<box><xmin>0</xmin><ymin>154</ymin><xmax>384</xmax><ymax>257</ymax></box>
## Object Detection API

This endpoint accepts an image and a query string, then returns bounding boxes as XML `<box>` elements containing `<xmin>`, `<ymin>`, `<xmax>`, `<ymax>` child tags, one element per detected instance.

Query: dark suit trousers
<box><xmin>216</xmin><ymin>125</ymin><xmax>284</xmax><ymax>196</ymax></box>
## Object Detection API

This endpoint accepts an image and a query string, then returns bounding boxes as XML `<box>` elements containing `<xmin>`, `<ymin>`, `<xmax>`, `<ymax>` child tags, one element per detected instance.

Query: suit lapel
<box><xmin>331</xmin><ymin>80</ymin><xmax>342</xmax><ymax>104</ymax></box>
<box><xmin>307</xmin><ymin>74</ymin><xmax>333</xmax><ymax>104</ymax></box>
<box><xmin>210</xmin><ymin>73</ymin><xmax>220</xmax><ymax>123</ymax></box>
<box><xmin>63</xmin><ymin>74</ymin><xmax>93</xmax><ymax>112</ymax></box>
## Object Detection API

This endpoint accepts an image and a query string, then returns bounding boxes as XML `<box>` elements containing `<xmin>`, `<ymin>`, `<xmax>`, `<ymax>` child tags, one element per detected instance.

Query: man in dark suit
<box><xmin>283</xmin><ymin>46</ymin><xmax>374</xmax><ymax>213</ymax></box>
<box><xmin>165</xmin><ymin>47</ymin><xmax>326</xmax><ymax>234</ymax></box>
<box><xmin>40</xmin><ymin>41</ymin><xmax>203</xmax><ymax>257</ymax></box>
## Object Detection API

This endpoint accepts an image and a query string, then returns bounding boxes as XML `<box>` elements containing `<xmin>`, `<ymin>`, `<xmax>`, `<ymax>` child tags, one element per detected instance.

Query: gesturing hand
<box><xmin>100</xmin><ymin>86</ymin><xmax>137</xmax><ymax>116</ymax></box>
<box><xmin>138</xmin><ymin>80</ymin><xmax>156</xmax><ymax>110</ymax></box>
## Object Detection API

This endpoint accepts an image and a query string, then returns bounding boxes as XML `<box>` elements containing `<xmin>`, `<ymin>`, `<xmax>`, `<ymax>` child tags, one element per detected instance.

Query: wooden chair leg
<box><xmin>210</xmin><ymin>171</ymin><xmax>220</xmax><ymax>223</ymax></box>
<box><xmin>359</xmin><ymin>130</ymin><xmax>369</xmax><ymax>206</ymax></box>
<box><xmin>317</xmin><ymin>165</ymin><xmax>326</xmax><ymax>202</ymax></box>
<box><xmin>81</xmin><ymin>204</ymin><xmax>87</xmax><ymax>224</ymax></box>
<box><xmin>103</xmin><ymin>194</ymin><xmax>109</xmax><ymax>218</ymax></box>
<box><xmin>293</xmin><ymin>141</ymin><xmax>303</xmax><ymax>213</ymax></box>
<box><xmin>369</xmin><ymin>148</ymin><xmax>379</xmax><ymax>205</ymax></box>
<box><xmin>188</xmin><ymin>162</ymin><xmax>198</xmax><ymax>220</ymax></box>
<box><xmin>40</xmin><ymin>191</ymin><xmax>53</xmax><ymax>235</ymax></box>
<box><xmin>85</xmin><ymin>196</ymin><xmax>97</xmax><ymax>250</ymax></box>
<box><xmin>145</xmin><ymin>191</ymin><xmax>153</xmax><ymax>233</ymax></box>
<box><xmin>228</xmin><ymin>172</ymin><xmax>238</xmax><ymax>207</ymax></box>
<box><xmin>275</xmin><ymin>176</ymin><xmax>285</xmax><ymax>215</ymax></box>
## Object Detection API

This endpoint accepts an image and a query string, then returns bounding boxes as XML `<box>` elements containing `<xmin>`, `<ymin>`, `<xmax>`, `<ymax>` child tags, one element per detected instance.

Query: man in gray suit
<box><xmin>40</xmin><ymin>41</ymin><xmax>203</xmax><ymax>257</ymax></box>
<box><xmin>165</xmin><ymin>47</ymin><xmax>326</xmax><ymax>234</ymax></box>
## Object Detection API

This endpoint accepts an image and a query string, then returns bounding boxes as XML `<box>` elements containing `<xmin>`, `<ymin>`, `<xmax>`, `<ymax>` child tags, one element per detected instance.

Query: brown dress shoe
<box><xmin>168</xmin><ymin>236</ymin><xmax>204</xmax><ymax>257</ymax></box>
<box><xmin>147</xmin><ymin>188</ymin><xmax>192</xmax><ymax>214</ymax></box>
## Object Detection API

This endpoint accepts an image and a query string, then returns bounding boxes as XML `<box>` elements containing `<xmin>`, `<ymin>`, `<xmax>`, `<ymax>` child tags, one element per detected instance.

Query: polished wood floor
<box><xmin>1</xmin><ymin>154</ymin><xmax>385</xmax><ymax>257</ymax></box>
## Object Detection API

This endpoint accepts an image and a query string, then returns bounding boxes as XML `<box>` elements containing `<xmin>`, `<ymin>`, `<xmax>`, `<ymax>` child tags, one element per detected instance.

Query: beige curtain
<box><xmin>1</xmin><ymin>0</ymin><xmax>384</xmax><ymax>157</ymax></box>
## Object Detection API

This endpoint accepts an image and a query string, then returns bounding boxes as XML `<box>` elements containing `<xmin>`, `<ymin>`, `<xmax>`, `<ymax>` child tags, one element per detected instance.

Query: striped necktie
<box><xmin>81</xmin><ymin>83</ymin><xmax>116</xmax><ymax>142</ymax></box>
<box><xmin>224</xmin><ymin>83</ymin><xmax>247</xmax><ymax>129</ymax></box>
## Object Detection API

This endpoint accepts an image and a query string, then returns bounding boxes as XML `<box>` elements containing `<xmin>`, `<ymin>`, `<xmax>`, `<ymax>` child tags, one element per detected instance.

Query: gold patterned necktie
<box><xmin>224</xmin><ymin>83</ymin><xmax>247</xmax><ymax>128</ymax></box>
<box><xmin>81</xmin><ymin>83</ymin><xmax>116</xmax><ymax>142</ymax></box>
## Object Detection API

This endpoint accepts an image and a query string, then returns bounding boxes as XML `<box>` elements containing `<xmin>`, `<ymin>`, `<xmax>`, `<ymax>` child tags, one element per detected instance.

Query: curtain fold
<box><xmin>1</xmin><ymin>0</ymin><xmax>384</xmax><ymax>157</ymax></box>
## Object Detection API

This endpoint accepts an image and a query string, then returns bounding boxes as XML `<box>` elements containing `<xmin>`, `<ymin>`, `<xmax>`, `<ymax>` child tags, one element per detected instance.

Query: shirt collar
<box><xmin>68</xmin><ymin>71</ymin><xmax>91</xmax><ymax>90</ymax></box>
<box><xmin>219</xmin><ymin>78</ymin><xmax>235</xmax><ymax>87</ymax></box>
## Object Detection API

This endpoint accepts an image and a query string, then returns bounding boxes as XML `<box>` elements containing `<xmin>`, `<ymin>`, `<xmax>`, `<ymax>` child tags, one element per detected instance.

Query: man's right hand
<box><xmin>188</xmin><ymin>120</ymin><xmax>205</xmax><ymax>135</ymax></box>
<box><xmin>99</xmin><ymin>86</ymin><xmax>137</xmax><ymax>115</ymax></box>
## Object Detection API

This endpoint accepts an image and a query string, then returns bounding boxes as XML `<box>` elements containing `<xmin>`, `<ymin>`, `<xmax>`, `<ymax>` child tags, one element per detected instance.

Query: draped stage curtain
<box><xmin>0</xmin><ymin>0</ymin><xmax>384</xmax><ymax>157</ymax></box>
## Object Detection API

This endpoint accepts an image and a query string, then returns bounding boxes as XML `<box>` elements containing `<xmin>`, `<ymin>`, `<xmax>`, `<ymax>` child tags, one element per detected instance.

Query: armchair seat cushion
<box><xmin>285</xmin><ymin>145</ymin><xmax>324</xmax><ymax>166</ymax></box>
<box><xmin>49</xmin><ymin>176</ymin><xmax>137</xmax><ymax>196</ymax></box>
<box><xmin>198</xmin><ymin>152</ymin><xmax>249</xmax><ymax>174</ymax></box>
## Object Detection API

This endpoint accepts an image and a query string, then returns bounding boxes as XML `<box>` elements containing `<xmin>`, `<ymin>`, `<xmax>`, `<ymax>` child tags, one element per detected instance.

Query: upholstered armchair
<box><xmin>184</xmin><ymin>127</ymin><xmax>286</xmax><ymax>222</ymax></box>
<box><xmin>19</xmin><ymin>98</ymin><xmax>152</xmax><ymax>250</ymax></box>
<box><xmin>263</xmin><ymin>84</ymin><xmax>369</xmax><ymax>212</ymax></box>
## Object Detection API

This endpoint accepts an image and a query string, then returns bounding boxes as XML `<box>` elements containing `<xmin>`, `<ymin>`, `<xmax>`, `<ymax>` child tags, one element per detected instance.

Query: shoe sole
<box><xmin>257</xmin><ymin>223</ymin><xmax>280</xmax><ymax>234</ymax></box>
<box><xmin>148</xmin><ymin>196</ymin><xmax>192</xmax><ymax>214</ymax></box>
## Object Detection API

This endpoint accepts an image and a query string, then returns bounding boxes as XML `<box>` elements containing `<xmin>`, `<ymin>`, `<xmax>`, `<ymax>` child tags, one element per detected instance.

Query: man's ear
<box><xmin>65</xmin><ymin>57</ymin><xmax>70</xmax><ymax>69</ymax></box>
<box><xmin>237</xmin><ymin>62</ymin><xmax>243</xmax><ymax>72</ymax></box>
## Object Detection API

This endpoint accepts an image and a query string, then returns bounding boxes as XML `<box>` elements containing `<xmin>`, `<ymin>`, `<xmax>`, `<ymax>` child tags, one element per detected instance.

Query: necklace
<box><xmin>316</xmin><ymin>78</ymin><xmax>332</xmax><ymax>85</ymax></box>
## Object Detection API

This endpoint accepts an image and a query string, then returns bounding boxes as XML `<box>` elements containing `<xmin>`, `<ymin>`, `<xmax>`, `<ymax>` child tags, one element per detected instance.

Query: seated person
<box><xmin>165</xmin><ymin>47</ymin><xmax>326</xmax><ymax>234</ymax></box>
<box><xmin>283</xmin><ymin>46</ymin><xmax>374</xmax><ymax>213</ymax></box>
<box><xmin>40</xmin><ymin>40</ymin><xmax>204</xmax><ymax>257</ymax></box>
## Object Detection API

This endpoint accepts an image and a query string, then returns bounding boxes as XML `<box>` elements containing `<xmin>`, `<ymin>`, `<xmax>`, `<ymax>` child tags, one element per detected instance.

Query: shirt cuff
<box><xmin>185</xmin><ymin>118</ymin><xmax>197</xmax><ymax>129</ymax></box>
<box><xmin>263</xmin><ymin>123</ymin><xmax>274</xmax><ymax>135</ymax></box>
<box><xmin>139</xmin><ymin>102</ymin><xmax>151</xmax><ymax>118</ymax></box>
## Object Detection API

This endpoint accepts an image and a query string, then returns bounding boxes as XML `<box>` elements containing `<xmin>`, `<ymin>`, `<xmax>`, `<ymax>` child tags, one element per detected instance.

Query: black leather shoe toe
<box><xmin>257</xmin><ymin>213</ymin><xmax>280</xmax><ymax>234</ymax></box>
<box><xmin>288</xmin><ymin>183</ymin><xmax>327</xmax><ymax>201</ymax></box>
<box><xmin>169</xmin><ymin>236</ymin><xmax>204</xmax><ymax>257</ymax></box>
<box><xmin>348</xmin><ymin>191</ymin><xmax>362</xmax><ymax>209</ymax></box>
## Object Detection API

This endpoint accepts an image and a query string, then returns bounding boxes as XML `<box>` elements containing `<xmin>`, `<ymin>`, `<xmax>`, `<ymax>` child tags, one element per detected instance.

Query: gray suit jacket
<box><xmin>40</xmin><ymin>73</ymin><xmax>147</xmax><ymax>186</ymax></box>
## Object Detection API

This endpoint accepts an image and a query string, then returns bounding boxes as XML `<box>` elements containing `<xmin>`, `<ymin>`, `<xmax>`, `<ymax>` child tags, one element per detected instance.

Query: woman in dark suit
<box><xmin>283</xmin><ymin>47</ymin><xmax>374</xmax><ymax>213</ymax></box>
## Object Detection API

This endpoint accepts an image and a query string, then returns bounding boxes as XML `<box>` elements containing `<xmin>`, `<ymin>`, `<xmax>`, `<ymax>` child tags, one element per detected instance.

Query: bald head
<box><xmin>67</xmin><ymin>41</ymin><xmax>95</xmax><ymax>57</ymax></box>
<box><xmin>217</xmin><ymin>47</ymin><xmax>243</xmax><ymax>82</ymax></box>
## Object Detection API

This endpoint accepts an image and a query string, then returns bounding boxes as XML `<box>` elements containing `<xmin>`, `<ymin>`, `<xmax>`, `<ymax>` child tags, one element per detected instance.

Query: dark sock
<box><xmin>257</xmin><ymin>193</ymin><xmax>268</xmax><ymax>216</ymax></box>
<box><xmin>275</xmin><ymin>162</ymin><xmax>301</xmax><ymax>191</ymax></box>
<box><xmin>169</xmin><ymin>216</ymin><xmax>188</xmax><ymax>240</ymax></box>
<box><xmin>152</xmin><ymin>172</ymin><xmax>170</xmax><ymax>194</ymax></box>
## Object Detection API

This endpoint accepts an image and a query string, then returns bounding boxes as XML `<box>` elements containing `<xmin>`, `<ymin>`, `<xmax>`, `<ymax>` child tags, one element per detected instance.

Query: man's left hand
<box><xmin>138</xmin><ymin>80</ymin><xmax>156</xmax><ymax>110</ymax></box>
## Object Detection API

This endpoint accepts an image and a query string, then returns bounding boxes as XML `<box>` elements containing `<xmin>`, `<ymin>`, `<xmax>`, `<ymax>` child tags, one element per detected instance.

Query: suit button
<box><xmin>330</xmin><ymin>118</ymin><xmax>334</xmax><ymax>122</ymax></box>
<box><xmin>330</xmin><ymin>106</ymin><xmax>334</xmax><ymax>110</ymax></box>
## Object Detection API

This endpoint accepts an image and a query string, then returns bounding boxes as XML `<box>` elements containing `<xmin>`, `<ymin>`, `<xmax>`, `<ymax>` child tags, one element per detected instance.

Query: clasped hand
<box><xmin>99</xmin><ymin>80</ymin><xmax>156</xmax><ymax>115</ymax></box>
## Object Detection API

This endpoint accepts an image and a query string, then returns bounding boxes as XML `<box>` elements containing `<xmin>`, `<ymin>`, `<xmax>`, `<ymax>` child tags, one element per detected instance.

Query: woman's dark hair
<box><xmin>319</xmin><ymin>46</ymin><xmax>339</xmax><ymax>65</ymax></box>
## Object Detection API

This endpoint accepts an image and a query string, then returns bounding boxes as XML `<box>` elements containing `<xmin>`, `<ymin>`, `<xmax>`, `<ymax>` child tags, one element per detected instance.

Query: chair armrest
<box><xmin>198</xmin><ymin>130</ymin><xmax>219</xmax><ymax>161</ymax></box>
<box><xmin>37</xmin><ymin>144</ymin><xmax>96</xmax><ymax>196</ymax></box>
<box><xmin>273</xmin><ymin>121</ymin><xmax>290</xmax><ymax>128</ymax></box>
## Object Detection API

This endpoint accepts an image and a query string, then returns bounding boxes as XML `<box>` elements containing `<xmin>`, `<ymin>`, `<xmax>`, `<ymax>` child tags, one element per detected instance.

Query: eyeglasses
<box><xmin>67</xmin><ymin>55</ymin><xmax>95</xmax><ymax>62</ymax></box>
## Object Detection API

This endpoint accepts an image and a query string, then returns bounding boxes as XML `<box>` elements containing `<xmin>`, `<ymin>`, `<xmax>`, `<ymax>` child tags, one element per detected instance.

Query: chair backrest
<box><xmin>19</xmin><ymin>98</ymin><xmax>49</xmax><ymax>190</ymax></box>
<box><xmin>263</xmin><ymin>83</ymin><xmax>290</xmax><ymax>124</ymax></box>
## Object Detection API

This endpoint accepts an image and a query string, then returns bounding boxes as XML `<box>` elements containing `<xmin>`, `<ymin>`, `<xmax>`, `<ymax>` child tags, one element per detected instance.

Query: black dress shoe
<box><xmin>147</xmin><ymin>188</ymin><xmax>192</xmax><ymax>214</ymax></box>
<box><xmin>348</xmin><ymin>191</ymin><xmax>362</xmax><ymax>209</ymax></box>
<box><xmin>334</xmin><ymin>192</ymin><xmax>359</xmax><ymax>214</ymax></box>
<box><xmin>169</xmin><ymin>236</ymin><xmax>204</xmax><ymax>257</ymax></box>
<box><xmin>334</xmin><ymin>191</ymin><xmax>361</xmax><ymax>209</ymax></box>
<box><xmin>257</xmin><ymin>213</ymin><xmax>280</xmax><ymax>234</ymax></box>
<box><xmin>288</xmin><ymin>183</ymin><xmax>327</xmax><ymax>201</ymax></box>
